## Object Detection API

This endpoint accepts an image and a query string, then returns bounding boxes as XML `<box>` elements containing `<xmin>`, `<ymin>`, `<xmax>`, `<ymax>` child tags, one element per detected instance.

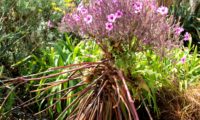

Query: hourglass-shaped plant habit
<box><xmin>4</xmin><ymin>0</ymin><xmax>189</xmax><ymax>120</ymax></box>
<box><xmin>56</xmin><ymin>0</ymin><xmax>187</xmax><ymax>119</ymax></box>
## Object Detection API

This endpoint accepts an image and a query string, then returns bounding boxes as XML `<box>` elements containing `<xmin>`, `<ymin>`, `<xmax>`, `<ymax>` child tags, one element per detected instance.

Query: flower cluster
<box><xmin>105</xmin><ymin>10</ymin><xmax>123</xmax><ymax>31</ymax></box>
<box><xmin>59</xmin><ymin>0</ymin><xmax>185</xmax><ymax>54</ymax></box>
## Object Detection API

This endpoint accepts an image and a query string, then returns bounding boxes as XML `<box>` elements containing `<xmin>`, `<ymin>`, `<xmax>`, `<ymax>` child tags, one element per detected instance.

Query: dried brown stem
<box><xmin>118</xmin><ymin>70</ymin><xmax>139</xmax><ymax>120</ymax></box>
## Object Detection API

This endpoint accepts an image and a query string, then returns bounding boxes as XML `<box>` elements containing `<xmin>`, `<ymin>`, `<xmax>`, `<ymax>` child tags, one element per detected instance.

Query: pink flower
<box><xmin>77</xmin><ymin>4</ymin><xmax>88</xmax><ymax>14</ymax></box>
<box><xmin>72</xmin><ymin>14</ymin><xmax>80</xmax><ymax>21</ymax></box>
<box><xmin>107</xmin><ymin>14</ymin><xmax>117</xmax><ymax>23</ymax></box>
<box><xmin>150</xmin><ymin>2</ymin><xmax>157</xmax><ymax>11</ymax></box>
<box><xmin>183</xmin><ymin>32</ymin><xmax>190</xmax><ymax>41</ymax></box>
<box><xmin>77</xmin><ymin>4</ymin><xmax>84</xmax><ymax>11</ymax></box>
<box><xmin>112</xmin><ymin>0</ymin><xmax>117</xmax><ymax>3</ymax></box>
<box><xmin>157</xmin><ymin>6</ymin><xmax>168</xmax><ymax>15</ymax></box>
<box><xmin>84</xmin><ymin>15</ymin><xmax>93</xmax><ymax>24</ymax></box>
<box><xmin>96</xmin><ymin>0</ymin><xmax>103</xmax><ymax>5</ymax></box>
<box><xmin>115</xmin><ymin>10</ymin><xmax>123</xmax><ymax>18</ymax></box>
<box><xmin>81</xmin><ymin>8</ymin><xmax>88</xmax><ymax>14</ymax></box>
<box><xmin>105</xmin><ymin>22</ymin><xmax>113</xmax><ymax>31</ymax></box>
<box><xmin>61</xmin><ymin>15</ymin><xmax>67</xmax><ymax>22</ymax></box>
<box><xmin>133</xmin><ymin>2</ymin><xmax>143</xmax><ymax>13</ymax></box>
<box><xmin>181</xmin><ymin>56</ymin><xmax>186</xmax><ymax>64</ymax></box>
<box><xmin>174</xmin><ymin>27</ymin><xmax>184</xmax><ymax>36</ymax></box>
<box><xmin>47</xmin><ymin>20</ymin><xmax>54</xmax><ymax>28</ymax></box>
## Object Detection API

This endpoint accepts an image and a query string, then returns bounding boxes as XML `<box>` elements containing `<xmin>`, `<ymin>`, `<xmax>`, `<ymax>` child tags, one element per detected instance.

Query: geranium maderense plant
<box><xmin>59</xmin><ymin>0</ymin><xmax>184</xmax><ymax>55</ymax></box>
<box><xmin>57</xmin><ymin>0</ymin><xmax>186</xmax><ymax>119</ymax></box>
<box><xmin>3</xmin><ymin>0</ymin><xmax>188</xmax><ymax>120</ymax></box>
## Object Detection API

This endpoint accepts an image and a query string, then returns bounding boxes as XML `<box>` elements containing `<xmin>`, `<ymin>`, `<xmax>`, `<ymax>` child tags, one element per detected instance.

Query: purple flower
<box><xmin>149</xmin><ymin>1</ymin><xmax>157</xmax><ymax>11</ymax></box>
<box><xmin>112</xmin><ymin>0</ymin><xmax>117</xmax><ymax>3</ymax></box>
<box><xmin>47</xmin><ymin>20</ymin><xmax>54</xmax><ymax>28</ymax></box>
<box><xmin>105</xmin><ymin>22</ymin><xmax>113</xmax><ymax>31</ymax></box>
<box><xmin>115</xmin><ymin>10</ymin><xmax>123</xmax><ymax>18</ymax></box>
<box><xmin>84</xmin><ymin>15</ymin><xmax>93</xmax><ymax>24</ymax></box>
<box><xmin>61</xmin><ymin>15</ymin><xmax>67</xmax><ymax>22</ymax></box>
<box><xmin>174</xmin><ymin>27</ymin><xmax>184</xmax><ymax>36</ymax></box>
<box><xmin>81</xmin><ymin>8</ymin><xmax>88</xmax><ymax>14</ymax></box>
<box><xmin>181</xmin><ymin>56</ymin><xmax>186</xmax><ymax>64</ymax></box>
<box><xmin>156</xmin><ymin>6</ymin><xmax>168</xmax><ymax>15</ymax></box>
<box><xmin>72</xmin><ymin>14</ymin><xmax>80</xmax><ymax>21</ymax></box>
<box><xmin>77</xmin><ymin>4</ymin><xmax>84</xmax><ymax>11</ymax></box>
<box><xmin>183</xmin><ymin>32</ymin><xmax>190</xmax><ymax>41</ymax></box>
<box><xmin>107</xmin><ymin>14</ymin><xmax>117</xmax><ymax>23</ymax></box>
<box><xmin>133</xmin><ymin>2</ymin><xmax>143</xmax><ymax>13</ymax></box>
<box><xmin>96</xmin><ymin>0</ymin><xmax>103</xmax><ymax>5</ymax></box>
